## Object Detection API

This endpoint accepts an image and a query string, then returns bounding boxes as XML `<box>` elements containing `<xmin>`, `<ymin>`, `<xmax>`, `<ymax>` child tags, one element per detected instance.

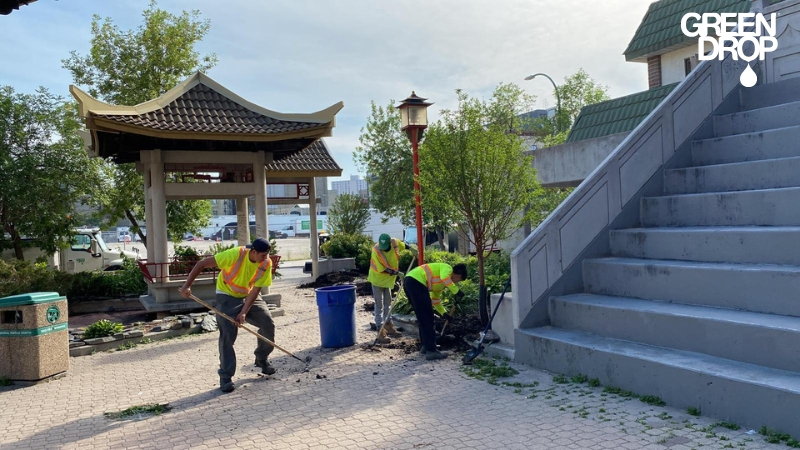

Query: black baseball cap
<box><xmin>247</xmin><ymin>237</ymin><xmax>271</xmax><ymax>253</ymax></box>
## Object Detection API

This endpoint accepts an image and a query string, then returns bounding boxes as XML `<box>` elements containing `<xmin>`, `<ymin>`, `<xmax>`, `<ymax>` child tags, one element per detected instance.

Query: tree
<box><xmin>421</xmin><ymin>84</ymin><xmax>542</xmax><ymax>325</ymax></box>
<box><xmin>523</xmin><ymin>69</ymin><xmax>610</xmax><ymax>229</ymax></box>
<box><xmin>353</xmin><ymin>101</ymin><xmax>415</xmax><ymax>225</ymax></box>
<box><xmin>62</xmin><ymin>1</ymin><xmax>218</xmax><ymax>245</ymax></box>
<box><xmin>327</xmin><ymin>193</ymin><xmax>370</xmax><ymax>236</ymax></box>
<box><xmin>0</xmin><ymin>86</ymin><xmax>102</xmax><ymax>260</ymax></box>
<box><xmin>555</xmin><ymin>68</ymin><xmax>610</xmax><ymax>134</ymax></box>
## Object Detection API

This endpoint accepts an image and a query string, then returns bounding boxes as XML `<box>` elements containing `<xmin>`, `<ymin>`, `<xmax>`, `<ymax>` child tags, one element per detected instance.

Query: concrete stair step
<box><xmin>515</xmin><ymin>326</ymin><xmax>800</xmax><ymax>436</ymax></box>
<box><xmin>692</xmin><ymin>125</ymin><xmax>800</xmax><ymax>166</ymax></box>
<box><xmin>609</xmin><ymin>226</ymin><xmax>800</xmax><ymax>265</ymax></box>
<box><xmin>640</xmin><ymin>187</ymin><xmax>800</xmax><ymax>227</ymax></box>
<box><xmin>714</xmin><ymin>100</ymin><xmax>800</xmax><ymax>137</ymax></box>
<box><xmin>583</xmin><ymin>257</ymin><xmax>800</xmax><ymax>317</ymax></box>
<box><xmin>550</xmin><ymin>293</ymin><xmax>800</xmax><ymax>372</ymax></box>
<box><xmin>740</xmin><ymin>75</ymin><xmax>800</xmax><ymax>111</ymax></box>
<box><xmin>664</xmin><ymin>156</ymin><xmax>800</xmax><ymax>194</ymax></box>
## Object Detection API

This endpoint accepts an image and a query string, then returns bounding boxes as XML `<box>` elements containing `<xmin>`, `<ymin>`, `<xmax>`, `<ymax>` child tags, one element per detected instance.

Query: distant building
<box><xmin>331</xmin><ymin>175</ymin><xmax>369</xmax><ymax>201</ymax></box>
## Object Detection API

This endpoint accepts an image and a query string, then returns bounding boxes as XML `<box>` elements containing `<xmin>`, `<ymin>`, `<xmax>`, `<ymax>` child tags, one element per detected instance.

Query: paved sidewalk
<box><xmin>0</xmin><ymin>282</ymin><xmax>788</xmax><ymax>450</ymax></box>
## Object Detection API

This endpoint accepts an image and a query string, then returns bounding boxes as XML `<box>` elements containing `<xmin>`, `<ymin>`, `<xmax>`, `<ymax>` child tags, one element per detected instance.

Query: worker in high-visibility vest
<box><xmin>368</xmin><ymin>233</ymin><xmax>417</xmax><ymax>342</ymax></box>
<box><xmin>403</xmin><ymin>262</ymin><xmax>468</xmax><ymax>360</ymax></box>
<box><xmin>180</xmin><ymin>237</ymin><xmax>275</xmax><ymax>393</ymax></box>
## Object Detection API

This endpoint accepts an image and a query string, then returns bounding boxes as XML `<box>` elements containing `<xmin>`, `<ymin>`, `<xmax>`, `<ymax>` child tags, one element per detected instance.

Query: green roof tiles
<box><xmin>566</xmin><ymin>83</ymin><xmax>679</xmax><ymax>143</ymax></box>
<box><xmin>624</xmin><ymin>0</ymin><xmax>749</xmax><ymax>61</ymax></box>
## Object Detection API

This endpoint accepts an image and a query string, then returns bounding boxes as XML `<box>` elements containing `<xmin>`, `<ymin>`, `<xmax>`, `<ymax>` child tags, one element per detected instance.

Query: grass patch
<box><xmin>687</xmin><ymin>407</ymin><xmax>700</xmax><ymax>416</ymax></box>
<box><xmin>552</xmin><ymin>374</ymin><xmax>569</xmax><ymax>384</ymax></box>
<box><xmin>715</xmin><ymin>421</ymin><xmax>740</xmax><ymax>431</ymax></box>
<box><xmin>461</xmin><ymin>358</ymin><xmax>518</xmax><ymax>383</ymax></box>
<box><xmin>588</xmin><ymin>378</ymin><xmax>600</xmax><ymax>387</ymax></box>
<box><xmin>117</xmin><ymin>342</ymin><xmax>137</xmax><ymax>351</ymax></box>
<box><xmin>603</xmin><ymin>386</ymin><xmax>638</xmax><ymax>398</ymax></box>
<box><xmin>639</xmin><ymin>395</ymin><xmax>666</xmax><ymax>406</ymax></box>
<box><xmin>570</xmin><ymin>374</ymin><xmax>588</xmax><ymax>384</ymax></box>
<box><xmin>104</xmin><ymin>403</ymin><xmax>171</xmax><ymax>420</ymax></box>
<box><xmin>758</xmin><ymin>426</ymin><xmax>800</xmax><ymax>447</ymax></box>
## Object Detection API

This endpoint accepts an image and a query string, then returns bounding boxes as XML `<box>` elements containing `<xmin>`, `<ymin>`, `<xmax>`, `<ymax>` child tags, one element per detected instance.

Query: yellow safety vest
<box><xmin>407</xmin><ymin>263</ymin><xmax>459</xmax><ymax>314</ymax></box>
<box><xmin>216</xmin><ymin>247</ymin><xmax>272</xmax><ymax>297</ymax></box>
<box><xmin>367</xmin><ymin>238</ymin><xmax>405</xmax><ymax>288</ymax></box>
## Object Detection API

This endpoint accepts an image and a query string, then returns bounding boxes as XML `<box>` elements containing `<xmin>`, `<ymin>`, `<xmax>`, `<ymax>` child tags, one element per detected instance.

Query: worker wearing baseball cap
<box><xmin>179</xmin><ymin>237</ymin><xmax>276</xmax><ymax>393</ymax></box>
<box><xmin>368</xmin><ymin>233</ymin><xmax>416</xmax><ymax>342</ymax></box>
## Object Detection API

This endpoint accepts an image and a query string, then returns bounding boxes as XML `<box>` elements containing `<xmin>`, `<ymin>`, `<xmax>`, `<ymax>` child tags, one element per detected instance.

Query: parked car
<box><xmin>269</xmin><ymin>230</ymin><xmax>288</xmax><ymax>239</ymax></box>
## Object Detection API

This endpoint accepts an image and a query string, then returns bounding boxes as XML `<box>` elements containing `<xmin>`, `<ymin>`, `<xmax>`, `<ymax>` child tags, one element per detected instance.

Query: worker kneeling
<box><xmin>403</xmin><ymin>262</ymin><xmax>468</xmax><ymax>360</ymax></box>
<box><xmin>179</xmin><ymin>238</ymin><xmax>276</xmax><ymax>393</ymax></box>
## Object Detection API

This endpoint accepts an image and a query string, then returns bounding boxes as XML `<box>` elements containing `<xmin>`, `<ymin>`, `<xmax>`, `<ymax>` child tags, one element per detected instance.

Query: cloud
<box><xmin>1</xmin><ymin>0</ymin><xmax>651</xmax><ymax>186</ymax></box>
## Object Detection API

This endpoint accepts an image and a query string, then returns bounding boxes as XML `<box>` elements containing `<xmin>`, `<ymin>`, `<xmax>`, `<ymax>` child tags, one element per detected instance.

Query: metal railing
<box><xmin>137</xmin><ymin>255</ymin><xmax>280</xmax><ymax>284</ymax></box>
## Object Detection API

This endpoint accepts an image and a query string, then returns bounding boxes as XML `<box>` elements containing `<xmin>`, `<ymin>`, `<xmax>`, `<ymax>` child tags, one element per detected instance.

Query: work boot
<box><xmin>255</xmin><ymin>359</ymin><xmax>277</xmax><ymax>375</ymax></box>
<box><xmin>376</xmin><ymin>329</ymin><xmax>391</xmax><ymax>344</ymax></box>
<box><xmin>384</xmin><ymin>322</ymin><xmax>403</xmax><ymax>338</ymax></box>
<box><xmin>220</xmin><ymin>379</ymin><xmax>235</xmax><ymax>393</ymax></box>
<box><xmin>425</xmin><ymin>350</ymin><xmax>450</xmax><ymax>361</ymax></box>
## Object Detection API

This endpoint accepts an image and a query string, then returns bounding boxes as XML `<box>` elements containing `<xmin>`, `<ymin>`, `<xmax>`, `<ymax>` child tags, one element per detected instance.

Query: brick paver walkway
<box><xmin>0</xmin><ymin>280</ymin><xmax>788</xmax><ymax>449</ymax></box>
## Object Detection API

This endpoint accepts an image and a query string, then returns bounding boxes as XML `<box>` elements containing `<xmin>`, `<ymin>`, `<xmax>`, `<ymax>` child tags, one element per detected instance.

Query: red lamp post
<box><xmin>398</xmin><ymin>92</ymin><xmax>433</xmax><ymax>265</ymax></box>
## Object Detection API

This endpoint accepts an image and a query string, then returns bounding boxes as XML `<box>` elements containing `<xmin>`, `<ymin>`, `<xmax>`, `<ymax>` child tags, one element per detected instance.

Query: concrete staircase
<box><xmin>517</xmin><ymin>78</ymin><xmax>800</xmax><ymax>435</ymax></box>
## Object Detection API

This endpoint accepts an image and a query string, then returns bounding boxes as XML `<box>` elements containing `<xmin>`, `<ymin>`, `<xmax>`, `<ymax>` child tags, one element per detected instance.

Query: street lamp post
<box><xmin>398</xmin><ymin>92</ymin><xmax>433</xmax><ymax>265</ymax></box>
<box><xmin>524</xmin><ymin>73</ymin><xmax>561</xmax><ymax>134</ymax></box>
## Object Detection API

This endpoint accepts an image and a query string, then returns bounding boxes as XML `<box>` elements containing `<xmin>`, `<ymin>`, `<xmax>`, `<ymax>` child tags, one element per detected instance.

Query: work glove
<box><xmin>385</xmin><ymin>268</ymin><xmax>399</xmax><ymax>276</ymax></box>
<box><xmin>454</xmin><ymin>291</ymin><xmax>465</xmax><ymax>302</ymax></box>
<box><xmin>442</xmin><ymin>313</ymin><xmax>453</xmax><ymax>323</ymax></box>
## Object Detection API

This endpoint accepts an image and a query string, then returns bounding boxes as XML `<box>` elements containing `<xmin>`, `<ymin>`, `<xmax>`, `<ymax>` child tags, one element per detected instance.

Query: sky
<box><xmin>0</xmin><ymin>0</ymin><xmax>651</xmax><ymax>189</ymax></box>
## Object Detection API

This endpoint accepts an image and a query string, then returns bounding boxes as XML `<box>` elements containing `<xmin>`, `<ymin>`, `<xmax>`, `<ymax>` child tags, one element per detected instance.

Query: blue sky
<box><xmin>1</xmin><ymin>0</ymin><xmax>651</xmax><ymax>188</ymax></box>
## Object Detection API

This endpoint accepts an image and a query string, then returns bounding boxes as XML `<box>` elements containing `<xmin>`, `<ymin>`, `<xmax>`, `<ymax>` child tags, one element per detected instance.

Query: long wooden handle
<box><xmin>188</xmin><ymin>293</ymin><xmax>304</xmax><ymax>363</ymax></box>
<box><xmin>440</xmin><ymin>301</ymin><xmax>457</xmax><ymax>337</ymax></box>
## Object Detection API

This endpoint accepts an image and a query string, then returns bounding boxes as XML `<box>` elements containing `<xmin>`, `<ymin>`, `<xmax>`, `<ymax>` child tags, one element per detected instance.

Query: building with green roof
<box><xmin>566</xmin><ymin>0</ymin><xmax>748</xmax><ymax>143</ymax></box>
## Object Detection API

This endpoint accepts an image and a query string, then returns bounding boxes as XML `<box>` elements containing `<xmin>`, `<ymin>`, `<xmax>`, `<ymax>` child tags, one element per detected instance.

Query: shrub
<box><xmin>83</xmin><ymin>319</ymin><xmax>124</xmax><ymax>339</ymax></box>
<box><xmin>320</xmin><ymin>233</ymin><xmax>373</xmax><ymax>272</ymax></box>
<box><xmin>207</xmin><ymin>242</ymin><xmax>235</xmax><ymax>255</ymax></box>
<box><xmin>114</xmin><ymin>257</ymin><xmax>148</xmax><ymax>297</ymax></box>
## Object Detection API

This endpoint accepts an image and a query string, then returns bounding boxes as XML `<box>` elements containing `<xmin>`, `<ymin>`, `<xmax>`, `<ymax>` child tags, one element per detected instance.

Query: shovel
<box><xmin>368</xmin><ymin>255</ymin><xmax>416</xmax><ymax>349</ymax></box>
<box><xmin>462</xmin><ymin>277</ymin><xmax>511</xmax><ymax>365</ymax></box>
<box><xmin>187</xmin><ymin>293</ymin><xmax>312</xmax><ymax>369</ymax></box>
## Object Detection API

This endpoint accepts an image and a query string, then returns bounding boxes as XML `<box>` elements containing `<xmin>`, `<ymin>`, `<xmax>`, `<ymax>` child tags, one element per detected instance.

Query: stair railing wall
<box><xmin>510</xmin><ymin>7</ymin><xmax>775</xmax><ymax>331</ymax></box>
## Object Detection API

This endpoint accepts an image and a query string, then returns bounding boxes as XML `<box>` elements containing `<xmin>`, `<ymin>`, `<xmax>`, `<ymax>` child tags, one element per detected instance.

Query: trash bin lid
<box><xmin>0</xmin><ymin>292</ymin><xmax>64</xmax><ymax>307</ymax></box>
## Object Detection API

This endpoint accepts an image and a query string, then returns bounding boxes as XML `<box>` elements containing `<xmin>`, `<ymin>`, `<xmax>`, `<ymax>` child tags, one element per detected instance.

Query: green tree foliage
<box><xmin>353</xmin><ymin>100</ymin><xmax>415</xmax><ymax>224</ymax></box>
<box><xmin>327</xmin><ymin>193</ymin><xmax>370</xmax><ymax>236</ymax></box>
<box><xmin>62</xmin><ymin>1</ymin><xmax>217</xmax><ymax>244</ymax></box>
<box><xmin>555</xmin><ymin>68</ymin><xmax>610</xmax><ymax>134</ymax></box>
<box><xmin>0</xmin><ymin>86</ymin><xmax>103</xmax><ymax>260</ymax></box>
<box><xmin>421</xmin><ymin>83</ymin><xmax>541</xmax><ymax>324</ymax></box>
<box><xmin>526</xmin><ymin>68</ymin><xmax>610</xmax><ymax>144</ymax></box>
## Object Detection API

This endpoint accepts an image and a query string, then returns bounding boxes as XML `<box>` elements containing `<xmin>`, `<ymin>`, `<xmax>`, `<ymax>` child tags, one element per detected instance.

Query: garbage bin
<box><xmin>0</xmin><ymin>292</ymin><xmax>69</xmax><ymax>381</ymax></box>
<box><xmin>315</xmin><ymin>285</ymin><xmax>356</xmax><ymax>348</ymax></box>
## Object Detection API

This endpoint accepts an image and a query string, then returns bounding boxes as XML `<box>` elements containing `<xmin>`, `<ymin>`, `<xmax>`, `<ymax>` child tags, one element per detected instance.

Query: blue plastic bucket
<box><xmin>314</xmin><ymin>285</ymin><xmax>357</xmax><ymax>348</ymax></box>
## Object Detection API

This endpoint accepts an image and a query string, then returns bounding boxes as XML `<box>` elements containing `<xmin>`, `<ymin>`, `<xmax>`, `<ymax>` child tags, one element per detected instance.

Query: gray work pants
<box><xmin>372</xmin><ymin>285</ymin><xmax>393</xmax><ymax>326</ymax></box>
<box><xmin>216</xmin><ymin>293</ymin><xmax>275</xmax><ymax>381</ymax></box>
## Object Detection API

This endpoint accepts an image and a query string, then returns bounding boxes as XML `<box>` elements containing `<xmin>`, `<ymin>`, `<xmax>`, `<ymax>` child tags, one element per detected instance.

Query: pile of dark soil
<box><xmin>434</xmin><ymin>314</ymin><xmax>483</xmax><ymax>352</ymax></box>
<box><xmin>355</xmin><ymin>280</ymin><xmax>372</xmax><ymax>297</ymax></box>
<box><xmin>298</xmin><ymin>270</ymin><xmax>364</xmax><ymax>289</ymax></box>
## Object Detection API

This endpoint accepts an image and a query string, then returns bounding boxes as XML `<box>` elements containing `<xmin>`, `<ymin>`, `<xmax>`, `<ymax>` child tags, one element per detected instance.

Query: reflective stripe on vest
<box><xmin>221</xmin><ymin>247</ymin><xmax>272</xmax><ymax>295</ymax></box>
<box><xmin>370</xmin><ymin>240</ymin><xmax>400</xmax><ymax>273</ymax></box>
<box><xmin>422</xmin><ymin>264</ymin><xmax>454</xmax><ymax>291</ymax></box>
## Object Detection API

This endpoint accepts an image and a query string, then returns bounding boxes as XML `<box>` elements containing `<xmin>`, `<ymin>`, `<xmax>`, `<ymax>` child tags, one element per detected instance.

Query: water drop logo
<box><xmin>681</xmin><ymin>12</ymin><xmax>779</xmax><ymax>88</ymax></box>
<box><xmin>740</xmin><ymin>64</ymin><xmax>758</xmax><ymax>88</ymax></box>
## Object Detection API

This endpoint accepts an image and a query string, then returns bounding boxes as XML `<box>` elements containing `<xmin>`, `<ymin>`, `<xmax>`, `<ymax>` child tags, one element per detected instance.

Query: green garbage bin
<box><xmin>0</xmin><ymin>292</ymin><xmax>69</xmax><ymax>381</ymax></box>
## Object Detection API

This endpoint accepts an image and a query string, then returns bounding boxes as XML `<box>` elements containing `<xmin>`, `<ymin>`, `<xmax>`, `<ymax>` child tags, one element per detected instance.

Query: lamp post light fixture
<box><xmin>398</xmin><ymin>91</ymin><xmax>433</xmax><ymax>265</ymax></box>
<box><xmin>524</xmin><ymin>73</ymin><xmax>562</xmax><ymax>134</ymax></box>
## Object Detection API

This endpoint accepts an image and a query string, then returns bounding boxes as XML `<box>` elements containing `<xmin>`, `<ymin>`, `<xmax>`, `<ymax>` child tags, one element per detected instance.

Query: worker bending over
<box><xmin>403</xmin><ymin>262</ymin><xmax>468</xmax><ymax>360</ymax></box>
